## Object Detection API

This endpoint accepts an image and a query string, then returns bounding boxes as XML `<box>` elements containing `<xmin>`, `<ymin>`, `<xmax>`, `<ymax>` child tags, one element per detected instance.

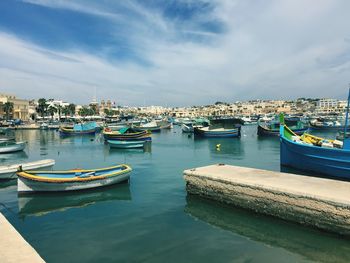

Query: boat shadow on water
<box><xmin>185</xmin><ymin>195</ymin><xmax>350</xmax><ymax>263</ymax></box>
<box><xmin>18</xmin><ymin>183</ymin><xmax>131</xmax><ymax>219</ymax></box>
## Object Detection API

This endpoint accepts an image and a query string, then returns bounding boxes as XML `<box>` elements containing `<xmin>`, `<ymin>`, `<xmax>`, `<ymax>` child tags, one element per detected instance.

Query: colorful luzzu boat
<box><xmin>280</xmin><ymin>116</ymin><xmax>350</xmax><ymax>180</ymax></box>
<box><xmin>17</xmin><ymin>164</ymin><xmax>132</xmax><ymax>193</ymax></box>
<box><xmin>59</xmin><ymin>122</ymin><xmax>99</xmax><ymax>136</ymax></box>
<box><xmin>103</xmin><ymin>127</ymin><xmax>152</xmax><ymax>141</ymax></box>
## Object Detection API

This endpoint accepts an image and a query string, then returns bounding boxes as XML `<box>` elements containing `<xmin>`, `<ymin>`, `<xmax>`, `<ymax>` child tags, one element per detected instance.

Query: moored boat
<box><xmin>280</xmin><ymin>114</ymin><xmax>350</xmax><ymax>180</ymax></box>
<box><xmin>258</xmin><ymin>120</ymin><xmax>308</xmax><ymax>137</ymax></box>
<box><xmin>0</xmin><ymin>159</ymin><xmax>55</xmax><ymax>180</ymax></box>
<box><xmin>40</xmin><ymin>122</ymin><xmax>49</xmax><ymax>130</ymax></box>
<box><xmin>17</xmin><ymin>164</ymin><xmax>132</xmax><ymax>193</ymax></box>
<box><xmin>309</xmin><ymin>118</ymin><xmax>348</xmax><ymax>130</ymax></box>
<box><xmin>59</xmin><ymin>122</ymin><xmax>99</xmax><ymax>136</ymax></box>
<box><xmin>0</xmin><ymin>141</ymin><xmax>26</xmax><ymax>154</ymax></box>
<box><xmin>182</xmin><ymin>122</ymin><xmax>194</xmax><ymax>133</ymax></box>
<box><xmin>134</xmin><ymin>121</ymin><xmax>161</xmax><ymax>132</ymax></box>
<box><xmin>194</xmin><ymin>126</ymin><xmax>241</xmax><ymax>138</ymax></box>
<box><xmin>103</xmin><ymin>127</ymin><xmax>152</xmax><ymax>141</ymax></box>
<box><xmin>107</xmin><ymin>140</ymin><xmax>145</xmax><ymax>149</ymax></box>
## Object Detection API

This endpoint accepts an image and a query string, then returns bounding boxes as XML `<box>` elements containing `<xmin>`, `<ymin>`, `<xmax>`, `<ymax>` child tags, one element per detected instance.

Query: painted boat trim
<box><xmin>17</xmin><ymin>164</ymin><xmax>132</xmax><ymax>183</ymax></box>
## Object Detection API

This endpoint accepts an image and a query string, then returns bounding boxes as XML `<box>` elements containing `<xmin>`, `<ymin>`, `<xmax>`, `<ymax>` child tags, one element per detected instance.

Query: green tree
<box><xmin>3</xmin><ymin>102</ymin><xmax>13</xmax><ymax>120</ymax></box>
<box><xmin>62</xmin><ymin>106</ymin><xmax>70</xmax><ymax>119</ymax></box>
<box><xmin>36</xmin><ymin>98</ymin><xmax>48</xmax><ymax>117</ymax></box>
<box><xmin>47</xmin><ymin>106</ymin><xmax>57</xmax><ymax>120</ymax></box>
<box><xmin>104</xmin><ymin>108</ymin><xmax>112</xmax><ymax>116</ymax></box>
<box><xmin>57</xmin><ymin>105</ymin><xmax>63</xmax><ymax>120</ymax></box>
<box><xmin>68</xmin><ymin>104</ymin><xmax>76</xmax><ymax>116</ymax></box>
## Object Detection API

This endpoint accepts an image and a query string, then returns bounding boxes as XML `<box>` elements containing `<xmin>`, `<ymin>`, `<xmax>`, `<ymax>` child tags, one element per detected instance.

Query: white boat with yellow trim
<box><xmin>17</xmin><ymin>164</ymin><xmax>132</xmax><ymax>193</ymax></box>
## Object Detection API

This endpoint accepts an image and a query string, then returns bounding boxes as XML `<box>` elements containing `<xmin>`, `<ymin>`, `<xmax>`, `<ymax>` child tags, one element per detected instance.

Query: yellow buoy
<box><xmin>216</xmin><ymin>144</ymin><xmax>221</xmax><ymax>151</ymax></box>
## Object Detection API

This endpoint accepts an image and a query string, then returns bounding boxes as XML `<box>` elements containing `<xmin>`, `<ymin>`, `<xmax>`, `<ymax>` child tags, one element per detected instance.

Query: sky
<box><xmin>0</xmin><ymin>0</ymin><xmax>350</xmax><ymax>106</ymax></box>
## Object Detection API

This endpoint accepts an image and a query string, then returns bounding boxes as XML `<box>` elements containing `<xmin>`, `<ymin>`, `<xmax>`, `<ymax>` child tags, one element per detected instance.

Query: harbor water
<box><xmin>0</xmin><ymin>125</ymin><xmax>349</xmax><ymax>263</ymax></box>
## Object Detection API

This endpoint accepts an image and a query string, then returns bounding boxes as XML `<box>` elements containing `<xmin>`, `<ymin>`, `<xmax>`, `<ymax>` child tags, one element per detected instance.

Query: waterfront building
<box><xmin>0</xmin><ymin>93</ymin><xmax>29</xmax><ymax>120</ymax></box>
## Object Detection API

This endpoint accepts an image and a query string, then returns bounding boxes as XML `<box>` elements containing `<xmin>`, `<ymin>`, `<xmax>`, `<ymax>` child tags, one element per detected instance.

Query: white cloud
<box><xmin>1</xmin><ymin>0</ymin><xmax>350</xmax><ymax>105</ymax></box>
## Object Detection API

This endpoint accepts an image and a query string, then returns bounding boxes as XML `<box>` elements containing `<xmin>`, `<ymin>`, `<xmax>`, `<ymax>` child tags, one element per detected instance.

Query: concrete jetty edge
<box><xmin>184</xmin><ymin>164</ymin><xmax>350</xmax><ymax>236</ymax></box>
<box><xmin>0</xmin><ymin>212</ymin><xmax>45</xmax><ymax>262</ymax></box>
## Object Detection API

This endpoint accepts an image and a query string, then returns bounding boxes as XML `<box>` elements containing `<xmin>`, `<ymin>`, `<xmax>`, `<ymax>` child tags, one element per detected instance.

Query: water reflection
<box><xmin>0</xmin><ymin>179</ymin><xmax>16</xmax><ymax>189</ymax></box>
<box><xmin>185</xmin><ymin>195</ymin><xmax>350</xmax><ymax>263</ymax></box>
<box><xmin>0</xmin><ymin>151</ymin><xmax>28</xmax><ymax>164</ymax></box>
<box><xmin>206</xmin><ymin>138</ymin><xmax>244</xmax><ymax>158</ymax></box>
<box><xmin>18</xmin><ymin>183</ymin><xmax>131</xmax><ymax>219</ymax></box>
<box><xmin>59</xmin><ymin>134</ymin><xmax>98</xmax><ymax>145</ymax></box>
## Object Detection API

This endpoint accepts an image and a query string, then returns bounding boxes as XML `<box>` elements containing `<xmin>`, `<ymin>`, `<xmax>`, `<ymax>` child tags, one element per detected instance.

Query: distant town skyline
<box><xmin>0</xmin><ymin>0</ymin><xmax>350</xmax><ymax>106</ymax></box>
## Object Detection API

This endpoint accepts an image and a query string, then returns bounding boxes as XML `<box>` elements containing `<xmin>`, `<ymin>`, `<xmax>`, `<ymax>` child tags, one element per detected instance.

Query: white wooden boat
<box><xmin>107</xmin><ymin>140</ymin><xmax>145</xmax><ymax>149</ymax></box>
<box><xmin>0</xmin><ymin>159</ymin><xmax>55</xmax><ymax>180</ymax></box>
<box><xmin>0</xmin><ymin>141</ymin><xmax>26</xmax><ymax>153</ymax></box>
<box><xmin>181</xmin><ymin>123</ymin><xmax>194</xmax><ymax>133</ymax></box>
<box><xmin>17</xmin><ymin>164</ymin><xmax>132</xmax><ymax>193</ymax></box>
<box><xmin>40</xmin><ymin>123</ymin><xmax>49</xmax><ymax>130</ymax></box>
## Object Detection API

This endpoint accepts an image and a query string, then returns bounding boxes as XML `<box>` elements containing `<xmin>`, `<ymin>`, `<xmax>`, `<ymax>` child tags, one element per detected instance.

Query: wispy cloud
<box><xmin>0</xmin><ymin>0</ymin><xmax>349</xmax><ymax>105</ymax></box>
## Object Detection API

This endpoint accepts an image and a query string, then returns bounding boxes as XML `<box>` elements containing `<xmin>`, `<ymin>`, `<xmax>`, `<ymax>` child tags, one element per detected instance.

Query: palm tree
<box><xmin>104</xmin><ymin>108</ymin><xmax>111</xmax><ymax>116</ymax></box>
<box><xmin>3</xmin><ymin>102</ymin><xmax>13</xmax><ymax>120</ymax></box>
<box><xmin>68</xmin><ymin>104</ymin><xmax>76</xmax><ymax>117</ymax></box>
<box><xmin>47</xmin><ymin>106</ymin><xmax>57</xmax><ymax>120</ymax></box>
<box><xmin>57</xmin><ymin>105</ymin><xmax>63</xmax><ymax>121</ymax></box>
<box><xmin>36</xmin><ymin>98</ymin><xmax>48</xmax><ymax>117</ymax></box>
<box><xmin>62</xmin><ymin>106</ymin><xmax>70</xmax><ymax>119</ymax></box>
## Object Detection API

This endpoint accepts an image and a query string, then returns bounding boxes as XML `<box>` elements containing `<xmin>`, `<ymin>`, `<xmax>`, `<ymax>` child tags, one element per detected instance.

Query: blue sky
<box><xmin>0</xmin><ymin>0</ymin><xmax>350</xmax><ymax>106</ymax></box>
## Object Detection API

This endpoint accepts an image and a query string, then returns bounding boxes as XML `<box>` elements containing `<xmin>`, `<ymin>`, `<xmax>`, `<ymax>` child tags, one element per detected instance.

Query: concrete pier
<box><xmin>0</xmin><ymin>213</ymin><xmax>44</xmax><ymax>262</ymax></box>
<box><xmin>184</xmin><ymin>164</ymin><xmax>350</xmax><ymax>236</ymax></box>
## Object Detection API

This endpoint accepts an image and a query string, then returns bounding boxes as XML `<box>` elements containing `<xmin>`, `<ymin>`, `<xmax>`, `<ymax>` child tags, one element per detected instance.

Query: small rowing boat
<box><xmin>0</xmin><ymin>159</ymin><xmax>55</xmax><ymax>180</ymax></box>
<box><xmin>258</xmin><ymin>120</ymin><xmax>308</xmax><ymax>137</ymax></box>
<box><xmin>103</xmin><ymin>127</ymin><xmax>152</xmax><ymax>141</ymax></box>
<box><xmin>194</xmin><ymin>126</ymin><xmax>241</xmax><ymax>138</ymax></box>
<box><xmin>0</xmin><ymin>141</ymin><xmax>26</xmax><ymax>153</ymax></box>
<box><xmin>134</xmin><ymin>121</ymin><xmax>161</xmax><ymax>132</ymax></box>
<box><xmin>107</xmin><ymin>140</ymin><xmax>145</xmax><ymax>149</ymax></box>
<box><xmin>17</xmin><ymin>164</ymin><xmax>132</xmax><ymax>193</ymax></box>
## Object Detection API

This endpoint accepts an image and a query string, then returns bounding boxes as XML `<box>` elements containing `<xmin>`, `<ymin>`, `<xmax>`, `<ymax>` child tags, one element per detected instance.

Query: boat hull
<box><xmin>0</xmin><ymin>159</ymin><xmax>55</xmax><ymax>180</ymax></box>
<box><xmin>59</xmin><ymin>127</ymin><xmax>96</xmax><ymax>136</ymax></box>
<box><xmin>103</xmin><ymin>130</ymin><xmax>152</xmax><ymax>141</ymax></box>
<box><xmin>194</xmin><ymin>127</ymin><xmax>241</xmax><ymax>138</ymax></box>
<box><xmin>309</xmin><ymin>123</ymin><xmax>349</xmax><ymax>131</ymax></box>
<box><xmin>258</xmin><ymin>124</ymin><xmax>308</xmax><ymax>136</ymax></box>
<box><xmin>0</xmin><ymin>142</ymin><xmax>26</xmax><ymax>154</ymax></box>
<box><xmin>18</xmin><ymin>172</ymin><xmax>130</xmax><ymax>192</ymax></box>
<box><xmin>280</xmin><ymin>127</ymin><xmax>350</xmax><ymax>180</ymax></box>
<box><xmin>134</xmin><ymin>126</ymin><xmax>161</xmax><ymax>132</ymax></box>
<box><xmin>108</xmin><ymin>140</ymin><xmax>145</xmax><ymax>149</ymax></box>
<box><xmin>17</xmin><ymin>164</ymin><xmax>132</xmax><ymax>193</ymax></box>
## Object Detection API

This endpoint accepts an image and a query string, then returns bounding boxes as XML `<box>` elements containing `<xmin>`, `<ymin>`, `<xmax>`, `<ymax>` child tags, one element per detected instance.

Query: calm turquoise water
<box><xmin>0</xmin><ymin>126</ymin><xmax>349</xmax><ymax>263</ymax></box>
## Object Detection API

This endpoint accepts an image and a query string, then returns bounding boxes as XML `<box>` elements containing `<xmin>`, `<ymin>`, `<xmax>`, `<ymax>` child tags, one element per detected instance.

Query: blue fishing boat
<box><xmin>280</xmin><ymin>87</ymin><xmax>350</xmax><ymax>180</ymax></box>
<box><xmin>59</xmin><ymin>122</ymin><xmax>99</xmax><ymax>136</ymax></box>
